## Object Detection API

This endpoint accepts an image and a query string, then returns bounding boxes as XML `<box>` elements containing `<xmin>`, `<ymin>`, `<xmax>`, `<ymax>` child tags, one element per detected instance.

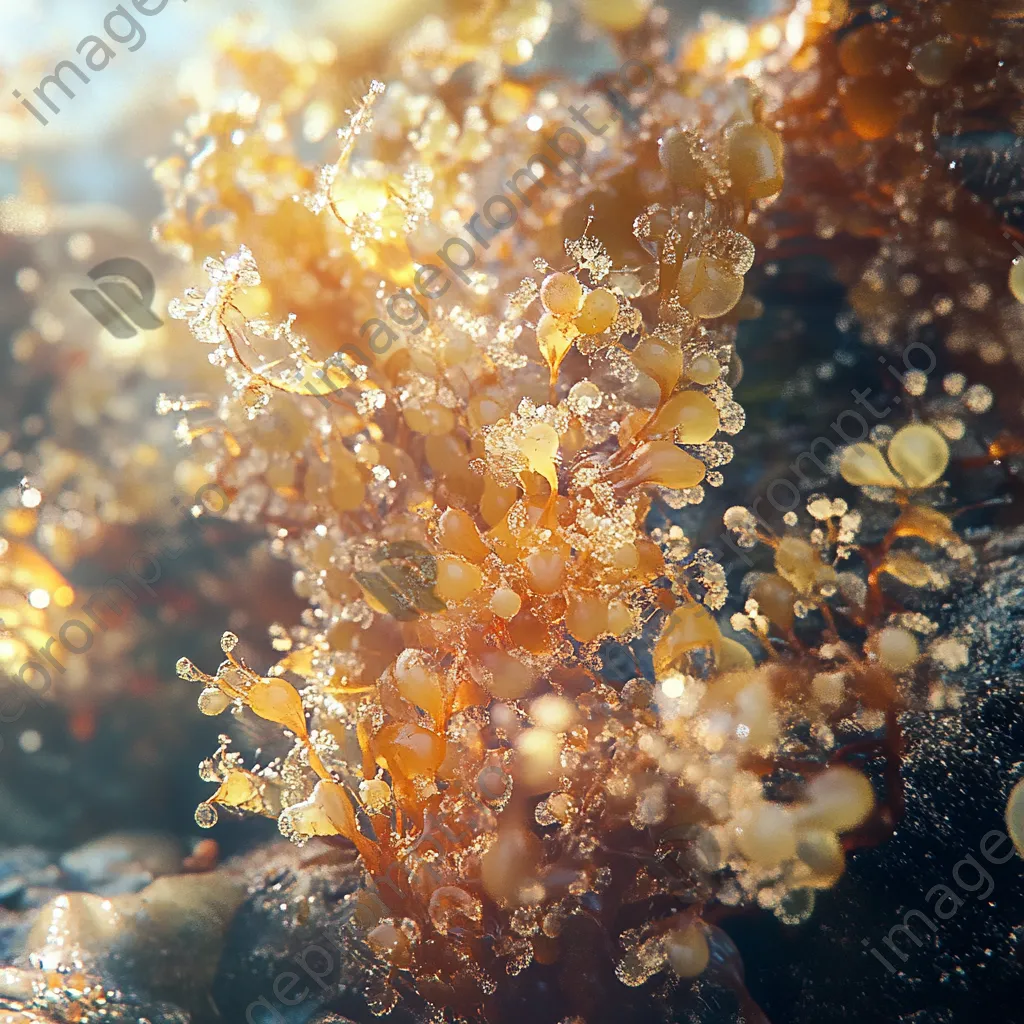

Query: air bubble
<box><xmin>195</xmin><ymin>802</ymin><xmax>219</xmax><ymax>828</ymax></box>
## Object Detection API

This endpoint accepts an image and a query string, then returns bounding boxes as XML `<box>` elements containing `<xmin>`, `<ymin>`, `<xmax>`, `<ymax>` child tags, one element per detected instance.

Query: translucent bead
<box><xmin>607</xmin><ymin>600</ymin><xmax>634</xmax><ymax>636</ymax></box>
<box><xmin>751</xmin><ymin>574</ymin><xmax>797</xmax><ymax>630</ymax></box>
<box><xmin>367</xmin><ymin>922</ymin><xmax>411</xmax><ymax>966</ymax></box>
<box><xmin>1006</xmin><ymin>778</ymin><xmax>1024</xmax><ymax>858</ymax></box>
<box><xmin>195</xmin><ymin>802</ymin><xmax>218</xmax><ymax>829</ymax></box>
<box><xmin>540</xmin><ymin>272</ymin><xmax>584</xmax><ymax>316</ymax></box>
<box><xmin>811</xmin><ymin>671</ymin><xmax>845</xmax><ymax>706</ymax></box>
<box><xmin>525</xmin><ymin>547</ymin><xmax>567</xmax><ymax>594</ymax></box>
<box><xmin>359</xmin><ymin>777</ymin><xmax>392</xmax><ymax>813</ymax></box>
<box><xmin>428</xmin><ymin>886</ymin><xmax>482</xmax><ymax>936</ymax></box>
<box><xmin>665</xmin><ymin>924</ymin><xmax>710</xmax><ymax>977</ymax></box>
<box><xmin>490</xmin><ymin>587</ymin><xmax>522</xmax><ymax>619</ymax></box>
<box><xmin>887</xmin><ymin>423</ymin><xmax>949</xmax><ymax>489</ymax></box>
<box><xmin>435</xmin><ymin>556</ymin><xmax>483</xmax><ymax>603</ymax></box>
<box><xmin>727</xmin><ymin>123</ymin><xmax>784</xmax><ymax>201</ymax></box>
<box><xmin>795</xmin><ymin>829</ymin><xmax>846</xmax><ymax>887</ymax></box>
<box><xmin>378</xmin><ymin>721</ymin><xmax>447</xmax><ymax>779</ymax></box>
<box><xmin>1011</xmin><ymin>258</ymin><xmax>1024</xmax><ymax>304</ymax></box>
<box><xmin>676</xmin><ymin>256</ymin><xmax>744</xmax><ymax>319</ymax></box>
<box><xmin>395</xmin><ymin>649</ymin><xmax>445</xmax><ymax>721</ymax></box>
<box><xmin>715</xmin><ymin>229</ymin><xmax>756</xmax><ymax>275</ymax></box>
<box><xmin>735</xmin><ymin>803</ymin><xmax>797</xmax><ymax>866</ymax></box>
<box><xmin>481</xmin><ymin>473</ymin><xmax>518</xmax><ymax>526</ymax></box>
<box><xmin>837</xmin><ymin>23</ymin><xmax>898</xmax><ymax>77</ymax></box>
<box><xmin>839</xmin><ymin>442</ymin><xmax>901</xmax><ymax>488</ymax></box>
<box><xmin>911</xmin><ymin>39</ymin><xmax>962</xmax><ymax>86</ymax></box>
<box><xmin>872</xmin><ymin>625</ymin><xmax>919</xmax><ymax>672</ymax></box>
<box><xmin>717</xmin><ymin>636</ymin><xmax>755</xmax><ymax>671</ymax></box>
<box><xmin>198</xmin><ymin>686</ymin><xmax>231</xmax><ymax>716</ymax></box>
<box><xmin>647</xmin><ymin>390</ymin><xmax>720</xmax><ymax>442</ymax></box>
<box><xmin>610</xmin><ymin>543</ymin><xmax>639</xmax><ymax>570</ymax></box>
<box><xmin>565</xmin><ymin>592</ymin><xmax>608</xmax><ymax>642</ymax></box>
<box><xmin>475</xmin><ymin>650</ymin><xmax>536</xmax><ymax>699</ymax></box>
<box><xmin>880</xmin><ymin>551</ymin><xmax>933</xmax><ymax>588</ymax></box>
<box><xmin>477</xmin><ymin>765</ymin><xmax>511</xmax><ymax>803</ymax></box>
<box><xmin>467</xmin><ymin>389</ymin><xmax>509</xmax><ymax>431</ymax></box>
<box><xmin>801</xmin><ymin>765</ymin><xmax>875</xmax><ymax>832</ymax></box>
<box><xmin>685</xmin><ymin>352</ymin><xmax>721</xmax><ymax>385</ymax></box>
<box><xmin>840</xmin><ymin>78</ymin><xmax>903</xmax><ymax>140</ymax></box>
<box><xmin>574</xmin><ymin>287</ymin><xmax>619</xmax><ymax>334</ymax></box>
<box><xmin>774</xmin><ymin>536</ymin><xmax>819</xmax><ymax>594</ymax></box>
<box><xmin>658</xmin><ymin>127</ymin><xmax>708</xmax><ymax>191</ymax></box>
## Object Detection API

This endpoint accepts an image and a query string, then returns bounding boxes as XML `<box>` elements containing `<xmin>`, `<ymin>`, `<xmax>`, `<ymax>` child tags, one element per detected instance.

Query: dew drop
<box><xmin>195</xmin><ymin>802</ymin><xmax>219</xmax><ymax>828</ymax></box>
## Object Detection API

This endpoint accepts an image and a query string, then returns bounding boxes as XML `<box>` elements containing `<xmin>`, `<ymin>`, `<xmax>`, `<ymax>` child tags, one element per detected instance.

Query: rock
<box><xmin>0</xmin><ymin>1011</ymin><xmax>60</xmax><ymax>1024</ymax></box>
<box><xmin>0</xmin><ymin>964</ymin><xmax>38</xmax><ymax>1003</ymax></box>
<box><xmin>13</xmin><ymin>866</ymin><xmax>247</xmax><ymax>1022</ymax></box>
<box><xmin>0</xmin><ymin>839</ymin><xmax>388</xmax><ymax>1024</ymax></box>
<box><xmin>729</xmin><ymin>525</ymin><xmax>1024</xmax><ymax>1023</ymax></box>
<box><xmin>59</xmin><ymin>832</ymin><xmax>184</xmax><ymax>895</ymax></box>
<box><xmin>0</xmin><ymin>847</ymin><xmax>60</xmax><ymax>909</ymax></box>
<box><xmin>210</xmin><ymin>840</ymin><xmax>383</xmax><ymax>1024</ymax></box>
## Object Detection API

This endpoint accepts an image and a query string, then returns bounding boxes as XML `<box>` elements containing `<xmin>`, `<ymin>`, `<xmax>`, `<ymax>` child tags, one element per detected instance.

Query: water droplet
<box><xmin>195</xmin><ymin>802</ymin><xmax>218</xmax><ymax>828</ymax></box>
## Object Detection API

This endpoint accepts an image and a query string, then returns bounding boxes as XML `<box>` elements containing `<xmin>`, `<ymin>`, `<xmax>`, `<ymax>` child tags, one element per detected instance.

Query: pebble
<box><xmin>12</xmin><ymin>864</ymin><xmax>246</xmax><ymax>1021</ymax></box>
<box><xmin>58</xmin><ymin>832</ymin><xmax>184</xmax><ymax>895</ymax></box>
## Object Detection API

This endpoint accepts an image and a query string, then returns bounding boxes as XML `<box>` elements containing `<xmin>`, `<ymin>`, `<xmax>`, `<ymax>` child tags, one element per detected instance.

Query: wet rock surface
<box><xmin>0</xmin><ymin>832</ymin><xmax>187</xmax><ymax>912</ymax></box>
<box><xmin>1</xmin><ymin>864</ymin><xmax>244</xmax><ymax>1022</ymax></box>
<box><xmin>0</xmin><ymin>837</ymin><xmax>383</xmax><ymax>1024</ymax></box>
<box><xmin>0</xmin><ymin>830</ymin><xmax>232</xmax><ymax>1021</ymax></box>
<box><xmin>210</xmin><ymin>840</ymin><xmax>375</xmax><ymax>1024</ymax></box>
<box><xmin>729</xmin><ymin>525</ymin><xmax>1024</xmax><ymax>1024</ymax></box>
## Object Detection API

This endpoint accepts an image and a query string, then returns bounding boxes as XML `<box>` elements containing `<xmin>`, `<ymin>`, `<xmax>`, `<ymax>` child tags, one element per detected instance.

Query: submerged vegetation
<box><xmin>158</xmin><ymin>0</ymin><xmax>1024</xmax><ymax>1019</ymax></box>
<box><xmin>3</xmin><ymin>0</ymin><xmax>1024</xmax><ymax>1021</ymax></box>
